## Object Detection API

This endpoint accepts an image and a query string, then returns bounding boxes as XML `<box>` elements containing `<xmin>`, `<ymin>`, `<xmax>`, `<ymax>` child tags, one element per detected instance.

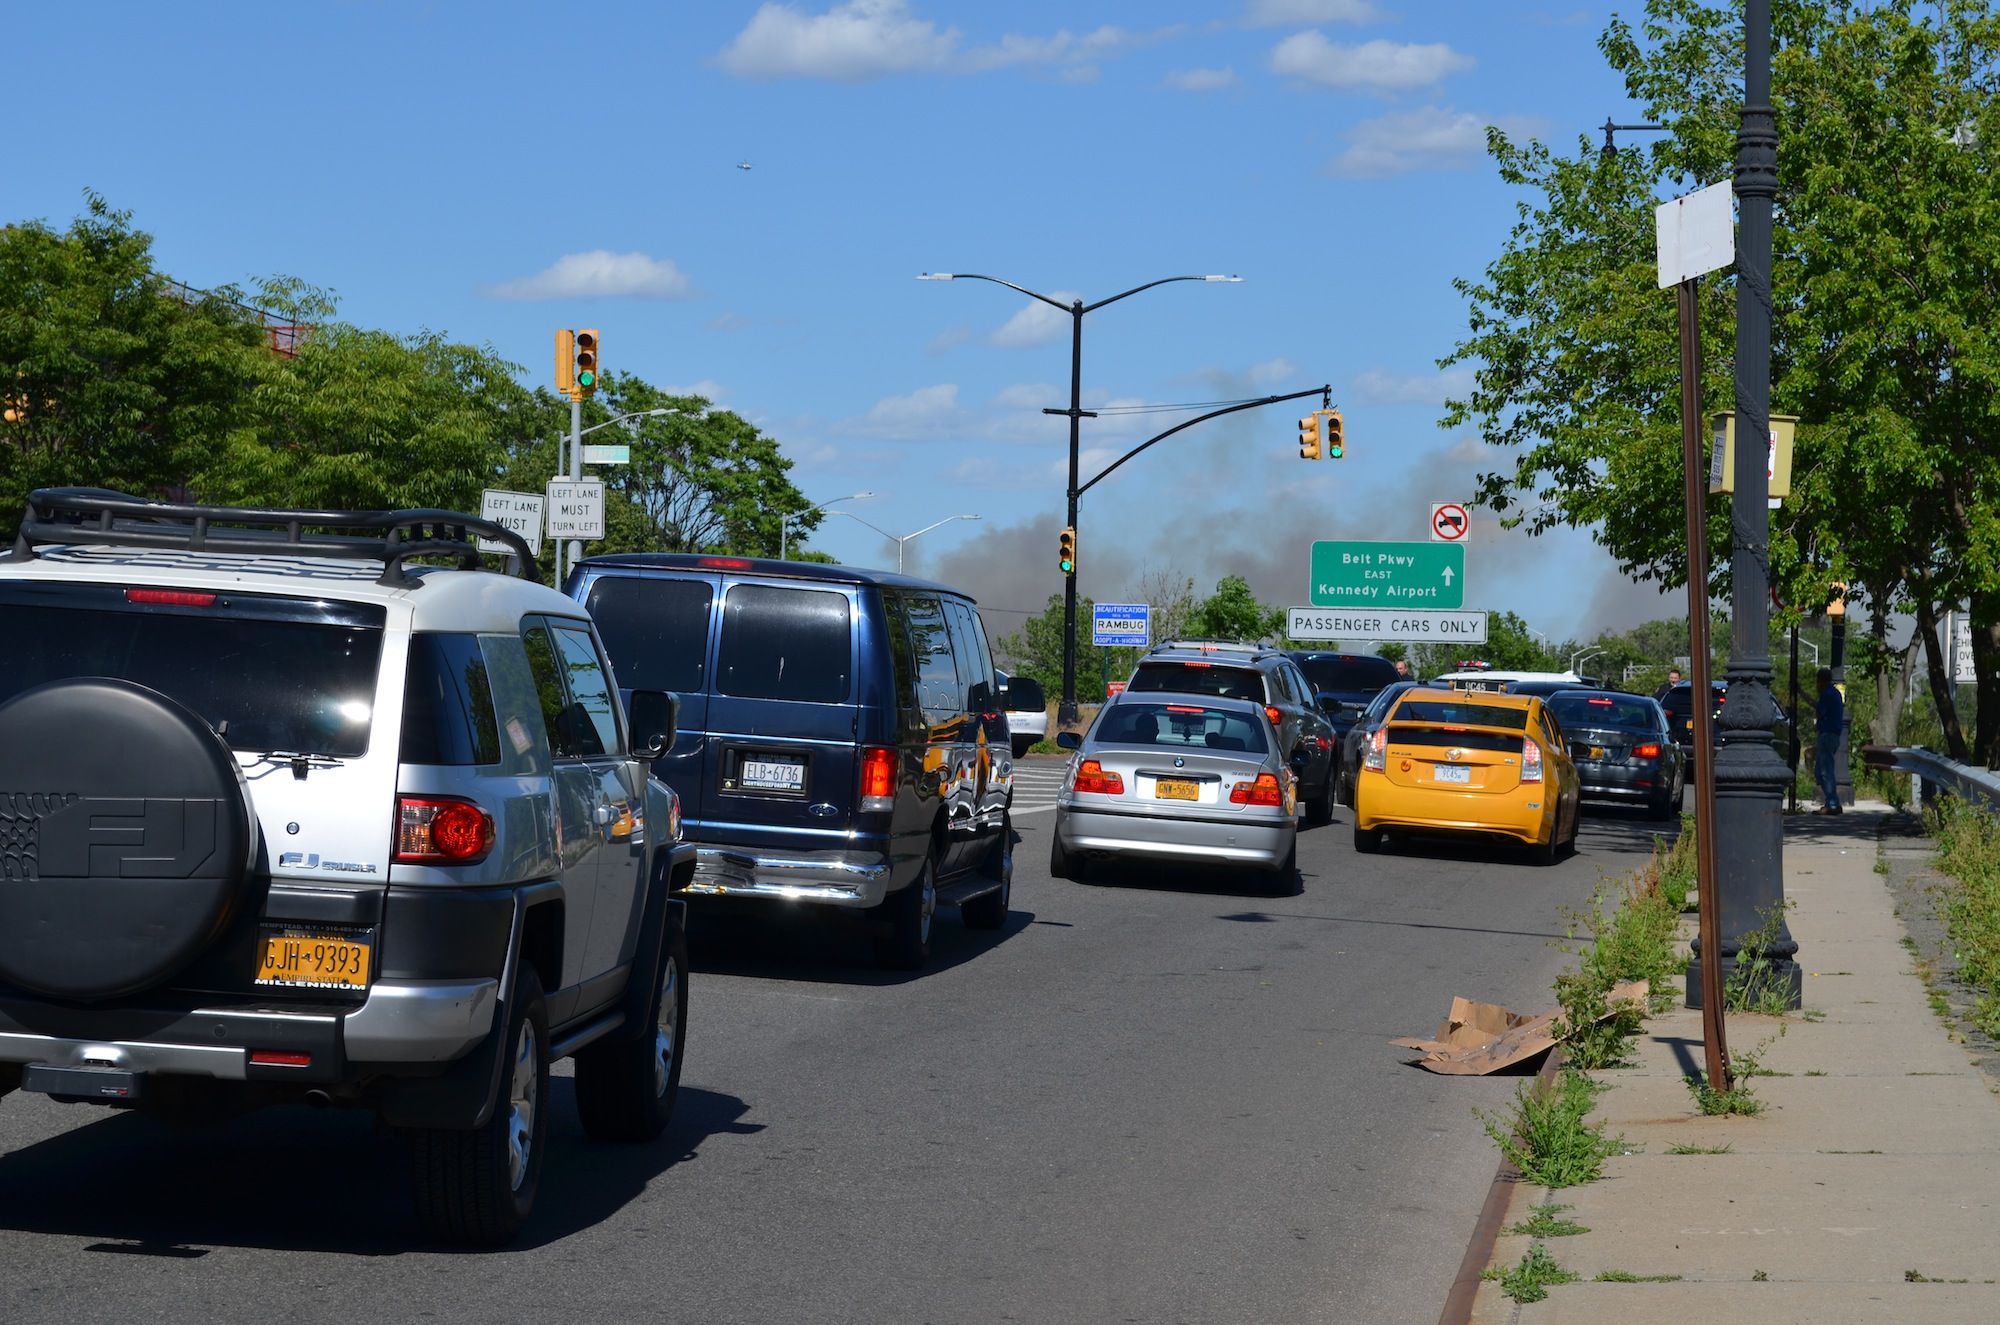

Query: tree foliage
<box><xmin>1443</xmin><ymin>0</ymin><xmax>2000</xmax><ymax>761</ymax></box>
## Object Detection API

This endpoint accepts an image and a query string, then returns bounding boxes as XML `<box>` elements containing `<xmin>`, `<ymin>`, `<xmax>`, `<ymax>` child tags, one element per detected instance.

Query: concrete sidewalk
<box><xmin>1468</xmin><ymin>804</ymin><xmax>2000</xmax><ymax>1324</ymax></box>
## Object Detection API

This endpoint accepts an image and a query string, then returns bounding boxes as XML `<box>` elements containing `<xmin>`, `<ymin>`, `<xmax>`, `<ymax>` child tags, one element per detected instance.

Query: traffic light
<box><xmin>1058</xmin><ymin>526</ymin><xmax>1077</xmax><ymax>576</ymax></box>
<box><xmin>573</xmin><ymin>329</ymin><xmax>600</xmax><ymax>396</ymax></box>
<box><xmin>1325</xmin><ymin>409</ymin><xmax>1345</xmax><ymax>459</ymax></box>
<box><xmin>1298</xmin><ymin>413</ymin><xmax>1321</xmax><ymax>460</ymax></box>
<box><xmin>555</xmin><ymin>329</ymin><xmax>576</xmax><ymax>399</ymax></box>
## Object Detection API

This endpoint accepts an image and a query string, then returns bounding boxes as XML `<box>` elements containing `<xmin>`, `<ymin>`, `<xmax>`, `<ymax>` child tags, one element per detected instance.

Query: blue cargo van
<box><xmin>568</xmin><ymin>554</ymin><xmax>1012</xmax><ymax>969</ymax></box>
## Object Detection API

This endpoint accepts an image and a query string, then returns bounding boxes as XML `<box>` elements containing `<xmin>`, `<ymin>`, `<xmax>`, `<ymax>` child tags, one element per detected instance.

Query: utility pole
<box><xmin>1057</xmin><ymin>300</ymin><xmax>1090</xmax><ymax>724</ymax></box>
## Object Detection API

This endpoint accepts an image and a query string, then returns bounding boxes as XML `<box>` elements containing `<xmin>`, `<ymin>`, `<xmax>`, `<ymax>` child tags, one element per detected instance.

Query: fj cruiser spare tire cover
<box><xmin>0</xmin><ymin>678</ymin><xmax>256</xmax><ymax>1002</ymax></box>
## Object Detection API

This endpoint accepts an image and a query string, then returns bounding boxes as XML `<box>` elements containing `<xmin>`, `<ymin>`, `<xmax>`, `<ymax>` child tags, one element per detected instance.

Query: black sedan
<box><xmin>1334</xmin><ymin>678</ymin><xmax>1419</xmax><ymax>807</ymax></box>
<box><xmin>1291</xmin><ymin>651</ymin><xmax>1401</xmax><ymax>743</ymax></box>
<box><xmin>1546</xmin><ymin>689</ymin><xmax>1685</xmax><ymax>819</ymax></box>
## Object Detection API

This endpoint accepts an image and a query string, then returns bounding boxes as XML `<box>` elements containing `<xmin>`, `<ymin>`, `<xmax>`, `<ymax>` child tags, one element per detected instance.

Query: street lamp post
<box><xmin>920</xmin><ymin>271</ymin><xmax>1241</xmax><ymax>724</ymax></box>
<box><xmin>780</xmin><ymin>491</ymin><xmax>875</xmax><ymax>561</ymax></box>
<box><xmin>828</xmin><ymin>511</ymin><xmax>981</xmax><ymax>574</ymax></box>
<box><xmin>1571</xmin><ymin>647</ymin><xmax>1606</xmax><ymax>678</ymax></box>
<box><xmin>1708</xmin><ymin>0</ymin><xmax>1800</xmax><ymax>1010</ymax></box>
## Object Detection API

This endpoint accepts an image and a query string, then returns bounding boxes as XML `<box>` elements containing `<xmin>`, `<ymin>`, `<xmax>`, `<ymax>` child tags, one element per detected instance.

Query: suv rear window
<box><xmin>1128</xmin><ymin>662</ymin><xmax>1266</xmax><ymax>703</ymax></box>
<box><xmin>1293</xmin><ymin>654</ymin><xmax>1399</xmax><ymax>694</ymax></box>
<box><xmin>586</xmin><ymin>576</ymin><xmax>713</xmax><ymax>693</ymax></box>
<box><xmin>717</xmin><ymin>584</ymin><xmax>852</xmax><ymax>703</ymax></box>
<box><xmin>0</xmin><ymin>589</ymin><xmax>384</xmax><ymax>757</ymax></box>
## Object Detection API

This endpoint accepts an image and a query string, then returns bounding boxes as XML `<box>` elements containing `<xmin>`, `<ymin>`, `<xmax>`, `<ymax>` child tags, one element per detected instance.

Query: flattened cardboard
<box><xmin>1391</xmin><ymin>982</ymin><xmax>1648</xmax><ymax>1075</ymax></box>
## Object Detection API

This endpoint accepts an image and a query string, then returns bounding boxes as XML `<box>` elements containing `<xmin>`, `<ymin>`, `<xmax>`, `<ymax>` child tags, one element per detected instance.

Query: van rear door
<box><xmin>582</xmin><ymin>571</ymin><xmax>720</xmax><ymax>828</ymax></box>
<box><xmin>702</xmin><ymin>578</ymin><xmax>861</xmax><ymax>854</ymax></box>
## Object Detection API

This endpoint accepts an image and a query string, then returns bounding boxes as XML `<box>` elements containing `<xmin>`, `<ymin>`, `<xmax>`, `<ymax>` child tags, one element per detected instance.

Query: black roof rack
<box><xmin>5</xmin><ymin>488</ymin><xmax>539</xmax><ymax>587</ymax></box>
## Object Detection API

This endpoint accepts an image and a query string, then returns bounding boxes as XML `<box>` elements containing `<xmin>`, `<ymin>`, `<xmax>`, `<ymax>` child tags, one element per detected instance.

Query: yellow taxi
<box><xmin>1351</xmin><ymin>687</ymin><xmax>1580</xmax><ymax>863</ymax></box>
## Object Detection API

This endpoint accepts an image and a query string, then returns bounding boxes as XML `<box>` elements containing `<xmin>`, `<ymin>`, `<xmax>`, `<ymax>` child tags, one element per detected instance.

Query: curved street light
<box><xmin>780</xmin><ymin>490</ymin><xmax>875</xmax><ymax>560</ymax></box>
<box><xmin>918</xmin><ymin>270</ymin><xmax>1240</xmax><ymax>721</ymax></box>
<box><xmin>1571</xmin><ymin>647</ymin><xmax>1607</xmax><ymax>677</ymax></box>
<box><xmin>828</xmin><ymin>510</ymin><xmax>981</xmax><ymax>574</ymax></box>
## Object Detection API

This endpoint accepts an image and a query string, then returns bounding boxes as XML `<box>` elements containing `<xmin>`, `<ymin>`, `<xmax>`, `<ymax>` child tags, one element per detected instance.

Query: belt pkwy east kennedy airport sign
<box><xmin>1309</xmin><ymin>540</ymin><xmax>1464</xmax><ymax>609</ymax></box>
<box><xmin>1287</xmin><ymin>607</ymin><xmax>1488</xmax><ymax>645</ymax></box>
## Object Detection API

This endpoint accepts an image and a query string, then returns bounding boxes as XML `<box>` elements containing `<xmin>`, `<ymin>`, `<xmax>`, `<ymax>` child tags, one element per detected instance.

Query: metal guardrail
<box><xmin>1882</xmin><ymin>746</ymin><xmax>2000</xmax><ymax>811</ymax></box>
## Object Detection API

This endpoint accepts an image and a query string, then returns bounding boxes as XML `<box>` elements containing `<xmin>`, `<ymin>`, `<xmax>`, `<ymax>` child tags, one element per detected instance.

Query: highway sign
<box><xmin>1309</xmin><ymin>540</ymin><xmax>1464</xmax><ymax>609</ymax></box>
<box><xmin>581</xmin><ymin>443</ymin><xmax>630</xmax><ymax>465</ymax></box>
<box><xmin>477</xmin><ymin>489</ymin><xmax>544</xmax><ymax>554</ymax></box>
<box><xmin>546</xmin><ymin>479</ymin><xmax>605</xmax><ymax>540</ymax></box>
<box><xmin>1288</xmin><ymin>607</ymin><xmax>1487</xmax><ymax>645</ymax></box>
<box><xmin>1430</xmin><ymin>503</ymin><xmax>1470</xmax><ymax>542</ymax></box>
<box><xmin>1093</xmin><ymin>602</ymin><xmax>1151</xmax><ymax>647</ymax></box>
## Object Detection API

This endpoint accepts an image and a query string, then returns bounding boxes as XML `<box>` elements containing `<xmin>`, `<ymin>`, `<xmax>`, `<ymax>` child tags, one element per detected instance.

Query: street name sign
<box><xmin>1309</xmin><ymin>540</ymin><xmax>1464</xmax><ymax>609</ymax></box>
<box><xmin>581</xmin><ymin>443</ymin><xmax>630</xmax><ymax>465</ymax></box>
<box><xmin>477</xmin><ymin>488</ymin><xmax>544</xmax><ymax>554</ymax></box>
<box><xmin>1092</xmin><ymin>602</ymin><xmax>1151</xmax><ymax>647</ymax></box>
<box><xmin>546</xmin><ymin>479</ymin><xmax>605</xmax><ymax>540</ymax></box>
<box><xmin>1287</xmin><ymin>607</ymin><xmax>1487</xmax><ymax>645</ymax></box>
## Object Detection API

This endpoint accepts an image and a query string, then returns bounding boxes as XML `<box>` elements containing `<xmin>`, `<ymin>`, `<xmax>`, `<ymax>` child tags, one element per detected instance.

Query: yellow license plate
<box><xmin>1590</xmin><ymin>746</ymin><xmax>1607</xmax><ymax>759</ymax></box>
<box><xmin>1154</xmin><ymin>778</ymin><xmax>1200</xmax><ymax>801</ymax></box>
<box><xmin>256</xmin><ymin>931</ymin><xmax>372</xmax><ymax>989</ymax></box>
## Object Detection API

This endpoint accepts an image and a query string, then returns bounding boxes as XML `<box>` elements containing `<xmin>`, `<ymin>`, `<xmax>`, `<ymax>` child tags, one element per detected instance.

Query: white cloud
<box><xmin>1247</xmin><ymin>357</ymin><xmax>1296</xmax><ymax>385</ymax></box>
<box><xmin>990</xmin><ymin>291</ymin><xmax>1078</xmax><ymax>348</ymax></box>
<box><xmin>992</xmin><ymin>382</ymin><xmax>1060</xmax><ymax>409</ymax></box>
<box><xmin>925</xmin><ymin>324</ymin><xmax>974</xmax><ymax>354</ymax></box>
<box><xmin>847</xmin><ymin>383</ymin><xmax>961</xmax><ymax>438</ymax></box>
<box><xmin>1350</xmin><ymin>366</ymin><xmax>1476</xmax><ymax>406</ymax></box>
<box><xmin>707</xmin><ymin>311</ymin><xmax>754</xmax><ymax>332</ymax></box>
<box><xmin>1269</xmin><ymin>33</ymin><xmax>1473</xmax><ymax>92</ymax></box>
<box><xmin>717</xmin><ymin>2</ymin><xmax>1178</xmax><ymax>82</ymax></box>
<box><xmin>1242</xmin><ymin>0</ymin><xmax>1377</xmax><ymax>26</ymax></box>
<box><xmin>661</xmin><ymin>379</ymin><xmax>728</xmax><ymax>402</ymax></box>
<box><xmin>1164</xmin><ymin>66</ymin><xmax>1237</xmax><ymax>92</ymax></box>
<box><xmin>483</xmin><ymin>251</ymin><xmax>693</xmax><ymax>300</ymax></box>
<box><xmin>1328</xmin><ymin>106</ymin><xmax>1540</xmax><ymax>177</ymax></box>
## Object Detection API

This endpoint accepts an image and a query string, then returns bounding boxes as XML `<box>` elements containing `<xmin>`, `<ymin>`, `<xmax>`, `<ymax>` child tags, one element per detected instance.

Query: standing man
<box><xmin>1814</xmin><ymin>667</ymin><xmax>1846</xmax><ymax>814</ymax></box>
<box><xmin>1655</xmin><ymin>667</ymin><xmax>1683</xmax><ymax>700</ymax></box>
<box><xmin>1393</xmin><ymin>658</ymin><xmax>1411</xmax><ymax>680</ymax></box>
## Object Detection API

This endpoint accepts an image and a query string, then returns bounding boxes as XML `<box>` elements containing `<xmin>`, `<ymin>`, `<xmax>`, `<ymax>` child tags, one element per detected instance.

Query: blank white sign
<box><xmin>1656</xmin><ymin>180</ymin><xmax>1734</xmax><ymax>288</ymax></box>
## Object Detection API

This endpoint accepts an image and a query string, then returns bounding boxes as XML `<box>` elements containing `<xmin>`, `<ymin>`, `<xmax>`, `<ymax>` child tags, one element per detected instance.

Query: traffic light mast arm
<box><xmin>1075</xmin><ymin>385</ymin><xmax>1331</xmax><ymax>497</ymax></box>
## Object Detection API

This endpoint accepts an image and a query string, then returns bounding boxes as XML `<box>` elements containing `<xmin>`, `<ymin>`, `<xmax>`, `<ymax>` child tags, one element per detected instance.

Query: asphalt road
<box><xmin>0</xmin><ymin>768</ymin><xmax>1674</xmax><ymax>1325</ymax></box>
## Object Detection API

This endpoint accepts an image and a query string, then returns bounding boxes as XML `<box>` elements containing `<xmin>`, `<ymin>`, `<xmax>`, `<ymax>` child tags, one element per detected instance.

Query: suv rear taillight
<box><xmin>1521</xmin><ymin>738</ymin><xmax>1544</xmax><ymax>783</ymax></box>
<box><xmin>1229</xmin><ymin>772</ymin><xmax>1284</xmax><ymax>807</ymax></box>
<box><xmin>1363</xmin><ymin>728</ymin><xmax>1386</xmax><ymax>772</ymax></box>
<box><xmin>861</xmin><ymin>746</ymin><xmax>896</xmax><ymax>811</ymax></box>
<box><xmin>1264</xmin><ymin>705</ymin><xmax>1283</xmax><ymax>726</ymax></box>
<box><xmin>1072</xmin><ymin>759</ymin><xmax>1125</xmax><ymax>796</ymax></box>
<box><xmin>394</xmin><ymin>796</ymin><xmax>494</xmax><ymax>863</ymax></box>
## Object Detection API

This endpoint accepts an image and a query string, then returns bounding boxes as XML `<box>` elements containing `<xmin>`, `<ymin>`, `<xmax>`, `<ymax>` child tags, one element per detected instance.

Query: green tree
<box><xmin>1186</xmin><ymin>574</ymin><xmax>1283</xmax><ymax>643</ymax></box>
<box><xmin>995</xmin><ymin>593</ymin><xmax>1113</xmax><ymax>701</ymax></box>
<box><xmin>1442</xmin><ymin>1</ymin><xmax>2000</xmax><ymax>762</ymax></box>
<box><xmin>0</xmin><ymin>194</ymin><xmax>268</xmax><ymax>539</ymax></box>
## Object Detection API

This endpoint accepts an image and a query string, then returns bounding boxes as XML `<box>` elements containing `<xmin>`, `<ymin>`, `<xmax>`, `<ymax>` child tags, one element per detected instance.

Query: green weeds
<box><xmin>1482</xmin><ymin>1244</ymin><xmax>1578</xmax><ymax>1304</ymax></box>
<box><xmin>1479</xmin><ymin>1069</ymin><xmax>1624</xmax><ymax>1187</ymax></box>
<box><xmin>1931</xmin><ymin>798</ymin><xmax>2000</xmax><ymax>1040</ymax></box>
<box><xmin>1665</xmin><ymin>1141</ymin><xmax>1733</xmax><ymax>1154</ymax></box>
<box><xmin>1595</xmin><ymin>1269</ymin><xmax>1683</xmax><ymax>1283</ymax></box>
<box><xmin>1687</xmin><ymin>1070</ymin><xmax>1764</xmax><ymax>1116</ymax></box>
<box><xmin>1725</xmin><ymin>903</ymin><xmax>1797</xmax><ymax>1014</ymax></box>
<box><xmin>1506</xmin><ymin>1203</ymin><xmax>1587</xmax><ymax>1238</ymax></box>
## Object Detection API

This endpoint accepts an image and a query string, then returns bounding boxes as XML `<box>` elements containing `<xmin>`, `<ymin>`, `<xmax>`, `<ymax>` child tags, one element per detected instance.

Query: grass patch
<box><xmin>1725</xmin><ymin>903</ymin><xmax>1797</xmax><ymax>1014</ymax></box>
<box><xmin>1506</xmin><ymin>1203</ymin><xmax>1588</xmax><ymax>1238</ymax></box>
<box><xmin>1666</xmin><ymin>1141</ymin><xmax>1733</xmax><ymax>1154</ymax></box>
<box><xmin>1687</xmin><ymin>1070</ymin><xmax>1764</xmax><ymax>1116</ymax></box>
<box><xmin>1595</xmin><ymin>1269</ymin><xmax>1683</xmax><ymax>1283</ymax></box>
<box><xmin>1931</xmin><ymin>798</ymin><xmax>2000</xmax><ymax>1041</ymax></box>
<box><xmin>1479</xmin><ymin>1069</ymin><xmax>1624</xmax><ymax>1187</ymax></box>
<box><xmin>1482</xmin><ymin>1244</ymin><xmax>1578</xmax><ymax>1304</ymax></box>
<box><xmin>1804</xmin><ymin>1069</ymin><xmax>1828</xmax><ymax>1077</ymax></box>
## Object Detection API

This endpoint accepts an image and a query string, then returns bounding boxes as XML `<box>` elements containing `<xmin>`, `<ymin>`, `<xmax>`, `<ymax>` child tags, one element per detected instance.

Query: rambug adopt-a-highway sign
<box><xmin>1092</xmin><ymin>602</ymin><xmax>1151</xmax><ymax>647</ymax></box>
<box><xmin>1309</xmin><ymin>540</ymin><xmax>1464</xmax><ymax>609</ymax></box>
<box><xmin>1287</xmin><ymin>607</ymin><xmax>1487</xmax><ymax>645</ymax></box>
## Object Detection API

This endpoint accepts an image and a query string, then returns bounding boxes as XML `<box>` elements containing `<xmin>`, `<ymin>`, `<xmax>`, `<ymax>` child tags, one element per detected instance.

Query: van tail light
<box><xmin>1521</xmin><ymin>739</ymin><xmax>1544</xmax><ymax>783</ymax></box>
<box><xmin>1633</xmin><ymin>742</ymin><xmax>1661</xmax><ymax>759</ymax></box>
<box><xmin>1230</xmin><ymin>772</ymin><xmax>1284</xmax><ymax>806</ymax></box>
<box><xmin>1072</xmin><ymin>759</ymin><xmax>1125</xmax><ymax>796</ymax></box>
<box><xmin>394</xmin><ymin>796</ymin><xmax>494</xmax><ymax>863</ymax></box>
<box><xmin>1363</xmin><ymin>728</ymin><xmax>1386</xmax><ymax>772</ymax></box>
<box><xmin>1264</xmin><ymin>705</ymin><xmax>1283</xmax><ymax>726</ymax></box>
<box><xmin>861</xmin><ymin>746</ymin><xmax>896</xmax><ymax>811</ymax></box>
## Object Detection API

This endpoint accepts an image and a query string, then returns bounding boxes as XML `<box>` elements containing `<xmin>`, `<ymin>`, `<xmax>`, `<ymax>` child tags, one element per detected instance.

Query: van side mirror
<box><xmin>1056</xmin><ymin>731</ymin><xmax>1082</xmax><ymax>750</ymax></box>
<box><xmin>627</xmin><ymin>690</ymin><xmax>679</xmax><ymax>762</ymax></box>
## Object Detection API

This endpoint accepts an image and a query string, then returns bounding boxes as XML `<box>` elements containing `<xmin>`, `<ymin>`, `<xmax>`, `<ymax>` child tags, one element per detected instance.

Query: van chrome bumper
<box><xmin>688</xmin><ymin>847</ymin><xmax>892</xmax><ymax>908</ymax></box>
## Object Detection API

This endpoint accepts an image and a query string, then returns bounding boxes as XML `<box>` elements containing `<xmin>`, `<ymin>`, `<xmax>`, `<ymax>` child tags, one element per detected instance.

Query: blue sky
<box><xmin>11</xmin><ymin>0</ymin><xmax>1683</xmax><ymax>644</ymax></box>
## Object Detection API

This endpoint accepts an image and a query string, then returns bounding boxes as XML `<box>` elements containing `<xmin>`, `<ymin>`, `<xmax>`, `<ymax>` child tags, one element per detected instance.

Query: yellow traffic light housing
<box><xmin>1298</xmin><ymin>413</ymin><xmax>1321</xmax><ymax>461</ymax></box>
<box><xmin>555</xmin><ymin>329</ymin><xmax>576</xmax><ymax>399</ymax></box>
<box><xmin>1058</xmin><ymin>526</ymin><xmax>1077</xmax><ymax>576</ymax></box>
<box><xmin>574</xmin><ymin>329</ymin><xmax>600</xmax><ymax>396</ymax></box>
<box><xmin>1325</xmin><ymin>409</ymin><xmax>1345</xmax><ymax>459</ymax></box>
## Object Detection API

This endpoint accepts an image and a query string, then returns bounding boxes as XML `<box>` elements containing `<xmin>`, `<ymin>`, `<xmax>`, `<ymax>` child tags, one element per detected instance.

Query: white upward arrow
<box><xmin>1441</xmin><ymin>566</ymin><xmax>1456</xmax><ymax>586</ymax></box>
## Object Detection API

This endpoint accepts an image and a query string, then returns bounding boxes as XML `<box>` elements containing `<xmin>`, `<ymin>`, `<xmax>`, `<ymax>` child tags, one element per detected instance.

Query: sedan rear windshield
<box><xmin>0</xmin><ymin>590</ymin><xmax>384</xmax><ymax>757</ymax></box>
<box><xmin>1128</xmin><ymin>662</ymin><xmax>1266</xmax><ymax>703</ymax></box>
<box><xmin>1295</xmin><ymin>654</ymin><xmax>1399</xmax><ymax>694</ymax></box>
<box><xmin>1389</xmin><ymin>700</ymin><xmax>1529</xmax><ymax>730</ymax></box>
<box><xmin>1094</xmin><ymin>702</ymin><xmax>1273</xmax><ymax>754</ymax></box>
<box><xmin>1550</xmin><ymin>695</ymin><xmax>1659</xmax><ymax>731</ymax></box>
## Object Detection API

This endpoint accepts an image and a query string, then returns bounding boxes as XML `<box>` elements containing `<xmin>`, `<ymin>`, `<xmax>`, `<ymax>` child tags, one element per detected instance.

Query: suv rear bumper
<box><xmin>0</xmin><ymin>977</ymin><xmax>499</xmax><ymax>1085</ymax></box>
<box><xmin>687</xmin><ymin>846</ymin><xmax>892</xmax><ymax>908</ymax></box>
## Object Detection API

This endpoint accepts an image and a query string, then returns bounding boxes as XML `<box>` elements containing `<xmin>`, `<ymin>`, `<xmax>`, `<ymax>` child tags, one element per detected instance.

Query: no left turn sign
<box><xmin>1431</xmin><ymin>502</ymin><xmax>1470</xmax><ymax>543</ymax></box>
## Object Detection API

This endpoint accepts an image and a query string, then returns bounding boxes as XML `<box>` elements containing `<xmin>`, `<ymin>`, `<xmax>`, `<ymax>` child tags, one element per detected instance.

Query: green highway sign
<box><xmin>1309</xmin><ymin>540</ymin><xmax>1465</xmax><ymax>609</ymax></box>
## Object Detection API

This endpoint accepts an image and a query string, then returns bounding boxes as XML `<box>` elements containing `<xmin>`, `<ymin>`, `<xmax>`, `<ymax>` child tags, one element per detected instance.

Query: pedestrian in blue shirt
<box><xmin>1814</xmin><ymin>668</ymin><xmax>1845</xmax><ymax>814</ymax></box>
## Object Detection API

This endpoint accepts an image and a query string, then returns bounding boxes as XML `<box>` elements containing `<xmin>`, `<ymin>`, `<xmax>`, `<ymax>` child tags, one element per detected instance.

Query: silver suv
<box><xmin>0</xmin><ymin>490</ymin><xmax>695</xmax><ymax>1246</ymax></box>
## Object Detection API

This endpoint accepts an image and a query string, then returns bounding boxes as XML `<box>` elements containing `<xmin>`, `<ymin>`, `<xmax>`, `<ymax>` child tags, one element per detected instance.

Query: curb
<box><xmin>1434</xmin><ymin>1047</ymin><xmax>1565</xmax><ymax>1325</ymax></box>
